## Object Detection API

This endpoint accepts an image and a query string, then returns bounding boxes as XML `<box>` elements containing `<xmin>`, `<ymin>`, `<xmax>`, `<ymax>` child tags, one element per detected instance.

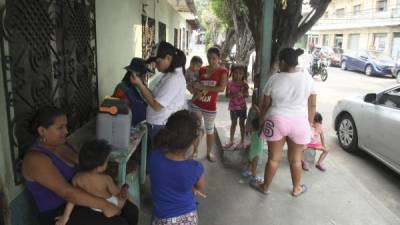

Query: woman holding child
<box><xmin>22</xmin><ymin>106</ymin><xmax>138</xmax><ymax>225</ymax></box>
<box><xmin>190</xmin><ymin>47</ymin><xmax>228</xmax><ymax>161</ymax></box>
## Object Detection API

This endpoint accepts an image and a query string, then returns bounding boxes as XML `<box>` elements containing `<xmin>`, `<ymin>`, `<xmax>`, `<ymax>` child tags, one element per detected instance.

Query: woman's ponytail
<box><xmin>166</xmin><ymin>50</ymin><xmax>186</xmax><ymax>74</ymax></box>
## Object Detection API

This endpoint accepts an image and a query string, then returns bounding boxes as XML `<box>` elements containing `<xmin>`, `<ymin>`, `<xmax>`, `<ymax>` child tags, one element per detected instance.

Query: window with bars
<box><xmin>353</xmin><ymin>4</ymin><xmax>361</xmax><ymax>15</ymax></box>
<box><xmin>335</xmin><ymin>8</ymin><xmax>345</xmax><ymax>17</ymax></box>
<box><xmin>376</xmin><ymin>0</ymin><xmax>387</xmax><ymax>12</ymax></box>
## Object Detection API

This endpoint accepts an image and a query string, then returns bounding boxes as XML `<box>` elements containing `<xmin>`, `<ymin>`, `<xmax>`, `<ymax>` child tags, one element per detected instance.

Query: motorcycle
<box><xmin>308</xmin><ymin>55</ymin><xmax>329</xmax><ymax>82</ymax></box>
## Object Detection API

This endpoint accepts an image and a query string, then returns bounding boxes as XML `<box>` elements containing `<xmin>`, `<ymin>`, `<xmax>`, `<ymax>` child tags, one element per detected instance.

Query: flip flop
<box><xmin>250</xmin><ymin>181</ymin><xmax>270</xmax><ymax>195</ymax></box>
<box><xmin>223</xmin><ymin>142</ymin><xmax>234</xmax><ymax>149</ymax></box>
<box><xmin>292</xmin><ymin>184</ymin><xmax>308</xmax><ymax>197</ymax></box>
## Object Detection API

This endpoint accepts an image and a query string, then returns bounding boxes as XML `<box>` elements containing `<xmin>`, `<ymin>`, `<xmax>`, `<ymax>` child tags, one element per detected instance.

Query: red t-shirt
<box><xmin>192</xmin><ymin>66</ymin><xmax>228</xmax><ymax>112</ymax></box>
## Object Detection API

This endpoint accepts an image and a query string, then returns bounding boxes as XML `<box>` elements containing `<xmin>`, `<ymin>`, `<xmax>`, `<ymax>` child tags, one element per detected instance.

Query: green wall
<box><xmin>96</xmin><ymin>0</ymin><xmax>188</xmax><ymax>101</ymax></box>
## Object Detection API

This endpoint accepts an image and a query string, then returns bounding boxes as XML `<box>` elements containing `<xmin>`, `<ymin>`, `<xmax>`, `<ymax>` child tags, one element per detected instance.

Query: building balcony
<box><xmin>312</xmin><ymin>7</ymin><xmax>400</xmax><ymax>31</ymax></box>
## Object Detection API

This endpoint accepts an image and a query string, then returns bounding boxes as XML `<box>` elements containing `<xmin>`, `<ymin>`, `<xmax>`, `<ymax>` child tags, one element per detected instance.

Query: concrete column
<box><xmin>260</xmin><ymin>0</ymin><xmax>274</xmax><ymax>92</ymax></box>
<box><xmin>386</xmin><ymin>32</ymin><xmax>394</xmax><ymax>56</ymax></box>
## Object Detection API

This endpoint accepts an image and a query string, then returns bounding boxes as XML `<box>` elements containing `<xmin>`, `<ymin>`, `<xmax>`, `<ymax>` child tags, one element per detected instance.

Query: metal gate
<box><xmin>0</xmin><ymin>0</ymin><xmax>98</xmax><ymax>184</ymax></box>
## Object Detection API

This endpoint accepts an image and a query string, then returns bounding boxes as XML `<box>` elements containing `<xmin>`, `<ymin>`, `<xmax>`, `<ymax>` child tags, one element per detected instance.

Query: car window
<box><xmin>377</xmin><ymin>88</ymin><xmax>400</xmax><ymax>109</ymax></box>
<box><xmin>368</xmin><ymin>51</ymin><xmax>393</xmax><ymax>61</ymax></box>
<box><xmin>359</xmin><ymin>51</ymin><xmax>368</xmax><ymax>58</ymax></box>
<box><xmin>334</xmin><ymin>48</ymin><xmax>344</xmax><ymax>54</ymax></box>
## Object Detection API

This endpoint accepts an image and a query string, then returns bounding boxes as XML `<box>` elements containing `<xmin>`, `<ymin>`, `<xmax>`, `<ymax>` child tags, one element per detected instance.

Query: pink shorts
<box><xmin>262</xmin><ymin>115</ymin><xmax>311</xmax><ymax>145</ymax></box>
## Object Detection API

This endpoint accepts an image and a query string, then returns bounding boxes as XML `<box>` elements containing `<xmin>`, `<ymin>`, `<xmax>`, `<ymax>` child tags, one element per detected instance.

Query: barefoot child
<box><xmin>224</xmin><ymin>64</ymin><xmax>249</xmax><ymax>150</ymax></box>
<box><xmin>55</xmin><ymin>140</ymin><xmax>134</xmax><ymax>225</ymax></box>
<box><xmin>150</xmin><ymin>110</ymin><xmax>205</xmax><ymax>225</ymax></box>
<box><xmin>302</xmin><ymin>112</ymin><xmax>330</xmax><ymax>171</ymax></box>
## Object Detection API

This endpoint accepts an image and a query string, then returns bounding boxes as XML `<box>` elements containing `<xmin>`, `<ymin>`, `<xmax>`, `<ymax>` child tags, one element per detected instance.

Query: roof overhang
<box><xmin>167</xmin><ymin>0</ymin><xmax>197</xmax><ymax>20</ymax></box>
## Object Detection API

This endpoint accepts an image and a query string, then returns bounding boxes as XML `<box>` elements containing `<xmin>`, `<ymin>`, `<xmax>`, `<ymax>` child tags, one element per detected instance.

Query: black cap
<box><xmin>145</xmin><ymin>41</ymin><xmax>178</xmax><ymax>64</ymax></box>
<box><xmin>124</xmin><ymin>58</ymin><xmax>149</xmax><ymax>74</ymax></box>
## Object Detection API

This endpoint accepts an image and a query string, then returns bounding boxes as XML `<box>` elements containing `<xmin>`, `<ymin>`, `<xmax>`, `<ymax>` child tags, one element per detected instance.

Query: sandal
<box><xmin>250</xmin><ymin>176</ymin><xmax>264</xmax><ymax>183</ymax></box>
<box><xmin>292</xmin><ymin>184</ymin><xmax>308</xmax><ymax>197</ymax></box>
<box><xmin>302</xmin><ymin>161</ymin><xmax>310</xmax><ymax>171</ymax></box>
<box><xmin>250</xmin><ymin>181</ymin><xmax>270</xmax><ymax>195</ymax></box>
<box><xmin>235</xmin><ymin>143</ymin><xmax>246</xmax><ymax>150</ymax></box>
<box><xmin>223</xmin><ymin>142</ymin><xmax>235</xmax><ymax>151</ymax></box>
<box><xmin>316</xmin><ymin>163</ymin><xmax>327</xmax><ymax>172</ymax></box>
<box><xmin>242</xmin><ymin>171</ymin><xmax>252</xmax><ymax>177</ymax></box>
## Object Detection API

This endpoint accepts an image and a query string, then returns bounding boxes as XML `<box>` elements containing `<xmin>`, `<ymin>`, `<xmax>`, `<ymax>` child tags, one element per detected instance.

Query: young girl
<box><xmin>242</xmin><ymin>92</ymin><xmax>265</xmax><ymax>182</ymax></box>
<box><xmin>302</xmin><ymin>112</ymin><xmax>329</xmax><ymax>171</ymax></box>
<box><xmin>224</xmin><ymin>64</ymin><xmax>249</xmax><ymax>149</ymax></box>
<box><xmin>55</xmin><ymin>140</ymin><xmax>135</xmax><ymax>225</ymax></box>
<box><xmin>150</xmin><ymin>110</ymin><xmax>205</xmax><ymax>225</ymax></box>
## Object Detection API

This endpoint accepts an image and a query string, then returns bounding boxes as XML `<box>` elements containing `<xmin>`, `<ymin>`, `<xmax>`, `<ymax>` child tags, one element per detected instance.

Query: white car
<box><xmin>333</xmin><ymin>86</ymin><xmax>400</xmax><ymax>174</ymax></box>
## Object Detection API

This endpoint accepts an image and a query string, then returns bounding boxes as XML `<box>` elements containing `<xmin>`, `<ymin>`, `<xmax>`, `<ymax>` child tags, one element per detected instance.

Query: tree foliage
<box><xmin>242</xmin><ymin>0</ymin><xmax>332</xmax><ymax>73</ymax></box>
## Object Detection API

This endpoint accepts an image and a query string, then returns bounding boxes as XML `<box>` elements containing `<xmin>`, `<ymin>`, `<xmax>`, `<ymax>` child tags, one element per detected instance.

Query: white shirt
<box><xmin>147</xmin><ymin>68</ymin><xmax>187</xmax><ymax>125</ymax></box>
<box><xmin>263</xmin><ymin>71</ymin><xmax>316</xmax><ymax>118</ymax></box>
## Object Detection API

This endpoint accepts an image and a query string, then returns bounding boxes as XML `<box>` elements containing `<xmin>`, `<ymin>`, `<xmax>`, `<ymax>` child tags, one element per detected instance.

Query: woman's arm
<box><xmin>259</xmin><ymin>95</ymin><xmax>272</xmax><ymax>124</ymax></box>
<box><xmin>308</xmin><ymin>94</ymin><xmax>317</xmax><ymax>124</ymax></box>
<box><xmin>130</xmin><ymin>74</ymin><xmax>163</xmax><ymax>112</ymax></box>
<box><xmin>23</xmin><ymin>152</ymin><xmax>120</xmax><ymax>217</ymax></box>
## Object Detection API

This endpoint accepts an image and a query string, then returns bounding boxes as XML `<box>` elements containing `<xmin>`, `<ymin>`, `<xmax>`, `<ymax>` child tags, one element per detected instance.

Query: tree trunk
<box><xmin>226</xmin><ymin>0</ymin><xmax>255</xmax><ymax>66</ymax></box>
<box><xmin>220</xmin><ymin>27</ymin><xmax>236</xmax><ymax>62</ymax></box>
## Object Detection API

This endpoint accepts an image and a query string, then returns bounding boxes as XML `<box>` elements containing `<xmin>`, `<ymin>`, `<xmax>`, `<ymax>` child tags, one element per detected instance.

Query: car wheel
<box><xmin>337</xmin><ymin>114</ymin><xmax>358</xmax><ymax>153</ymax></box>
<box><xmin>365</xmin><ymin>65</ymin><xmax>373</xmax><ymax>76</ymax></box>
<box><xmin>341</xmin><ymin>61</ymin><xmax>347</xmax><ymax>70</ymax></box>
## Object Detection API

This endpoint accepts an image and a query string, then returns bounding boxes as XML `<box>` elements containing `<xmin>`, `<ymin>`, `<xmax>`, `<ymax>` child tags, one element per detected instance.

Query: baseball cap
<box><xmin>124</xmin><ymin>58</ymin><xmax>149</xmax><ymax>75</ymax></box>
<box><xmin>145</xmin><ymin>41</ymin><xmax>178</xmax><ymax>64</ymax></box>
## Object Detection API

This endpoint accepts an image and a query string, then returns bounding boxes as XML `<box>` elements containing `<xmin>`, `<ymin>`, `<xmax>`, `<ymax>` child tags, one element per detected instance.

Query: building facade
<box><xmin>309</xmin><ymin>0</ymin><xmax>400</xmax><ymax>59</ymax></box>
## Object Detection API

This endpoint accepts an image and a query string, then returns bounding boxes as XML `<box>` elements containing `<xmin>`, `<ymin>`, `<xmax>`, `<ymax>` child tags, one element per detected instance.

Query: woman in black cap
<box><xmin>130</xmin><ymin>41</ymin><xmax>187</xmax><ymax>142</ymax></box>
<box><xmin>113</xmin><ymin>58</ymin><xmax>149</xmax><ymax>126</ymax></box>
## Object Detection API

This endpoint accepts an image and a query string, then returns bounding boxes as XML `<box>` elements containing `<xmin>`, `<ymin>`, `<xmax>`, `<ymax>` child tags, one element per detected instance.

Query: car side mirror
<box><xmin>360</xmin><ymin>56</ymin><xmax>368</xmax><ymax>60</ymax></box>
<box><xmin>364</xmin><ymin>93</ymin><xmax>377</xmax><ymax>103</ymax></box>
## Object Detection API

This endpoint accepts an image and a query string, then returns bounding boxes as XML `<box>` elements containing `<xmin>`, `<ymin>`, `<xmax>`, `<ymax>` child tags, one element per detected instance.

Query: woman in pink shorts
<box><xmin>252</xmin><ymin>48</ymin><xmax>316</xmax><ymax>197</ymax></box>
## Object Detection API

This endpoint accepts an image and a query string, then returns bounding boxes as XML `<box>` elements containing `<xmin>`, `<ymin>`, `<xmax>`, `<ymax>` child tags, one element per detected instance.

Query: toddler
<box><xmin>55</xmin><ymin>140</ymin><xmax>132</xmax><ymax>225</ymax></box>
<box><xmin>302</xmin><ymin>112</ymin><xmax>330</xmax><ymax>171</ymax></box>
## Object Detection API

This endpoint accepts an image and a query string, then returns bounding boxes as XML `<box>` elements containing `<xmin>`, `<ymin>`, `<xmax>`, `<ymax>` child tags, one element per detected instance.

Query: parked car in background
<box><xmin>340</xmin><ymin>50</ymin><xmax>395</xmax><ymax>76</ymax></box>
<box><xmin>333</xmin><ymin>85</ymin><xmax>400</xmax><ymax>174</ymax></box>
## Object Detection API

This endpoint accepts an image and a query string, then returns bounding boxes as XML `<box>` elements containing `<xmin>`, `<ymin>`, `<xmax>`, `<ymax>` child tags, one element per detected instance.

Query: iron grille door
<box><xmin>0</xmin><ymin>0</ymin><xmax>98</xmax><ymax>184</ymax></box>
